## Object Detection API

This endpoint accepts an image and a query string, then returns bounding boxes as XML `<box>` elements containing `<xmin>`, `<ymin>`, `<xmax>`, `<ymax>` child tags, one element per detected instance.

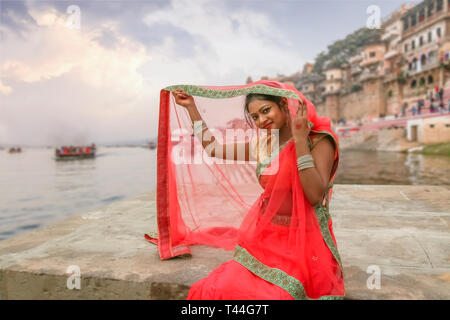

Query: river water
<box><xmin>0</xmin><ymin>147</ymin><xmax>449</xmax><ymax>241</ymax></box>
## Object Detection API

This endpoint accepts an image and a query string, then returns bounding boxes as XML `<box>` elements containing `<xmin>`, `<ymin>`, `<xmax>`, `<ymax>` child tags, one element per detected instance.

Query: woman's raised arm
<box><xmin>173</xmin><ymin>90</ymin><xmax>251</xmax><ymax>161</ymax></box>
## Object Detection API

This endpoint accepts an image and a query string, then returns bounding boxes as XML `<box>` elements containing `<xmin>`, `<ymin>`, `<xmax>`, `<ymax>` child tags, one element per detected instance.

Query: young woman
<box><xmin>168</xmin><ymin>80</ymin><xmax>345</xmax><ymax>300</ymax></box>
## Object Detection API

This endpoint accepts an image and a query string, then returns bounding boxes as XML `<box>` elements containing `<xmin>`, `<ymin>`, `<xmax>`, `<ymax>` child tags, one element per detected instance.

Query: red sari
<box><xmin>147</xmin><ymin>80</ymin><xmax>345</xmax><ymax>300</ymax></box>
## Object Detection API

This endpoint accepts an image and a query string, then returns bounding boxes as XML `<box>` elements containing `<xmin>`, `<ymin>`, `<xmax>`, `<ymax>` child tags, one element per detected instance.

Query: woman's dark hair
<box><xmin>244</xmin><ymin>94</ymin><xmax>284</xmax><ymax>127</ymax></box>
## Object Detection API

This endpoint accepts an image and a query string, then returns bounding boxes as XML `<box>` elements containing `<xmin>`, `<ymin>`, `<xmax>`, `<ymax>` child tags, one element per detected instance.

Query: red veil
<box><xmin>147</xmin><ymin>80</ymin><xmax>345</xmax><ymax>299</ymax></box>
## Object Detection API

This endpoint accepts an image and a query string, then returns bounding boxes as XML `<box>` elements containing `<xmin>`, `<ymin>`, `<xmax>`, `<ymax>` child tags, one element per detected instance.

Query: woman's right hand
<box><xmin>173</xmin><ymin>90</ymin><xmax>195</xmax><ymax>109</ymax></box>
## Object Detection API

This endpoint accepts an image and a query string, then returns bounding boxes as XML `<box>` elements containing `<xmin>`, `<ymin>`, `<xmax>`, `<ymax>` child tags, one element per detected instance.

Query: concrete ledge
<box><xmin>1</xmin><ymin>185</ymin><xmax>449</xmax><ymax>300</ymax></box>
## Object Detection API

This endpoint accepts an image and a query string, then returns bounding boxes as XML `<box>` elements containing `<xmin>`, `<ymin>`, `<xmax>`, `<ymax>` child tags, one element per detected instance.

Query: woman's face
<box><xmin>247</xmin><ymin>98</ymin><xmax>288</xmax><ymax>130</ymax></box>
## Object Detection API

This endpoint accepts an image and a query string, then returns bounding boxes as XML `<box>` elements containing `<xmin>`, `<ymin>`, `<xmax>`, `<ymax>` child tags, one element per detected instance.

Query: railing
<box><xmin>383</xmin><ymin>72</ymin><xmax>398</xmax><ymax>83</ymax></box>
<box><xmin>402</xmin><ymin>9</ymin><xmax>447</xmax><ymax>39</ymax></box>
<box><xmin>406</xmin><ymin>58</ymin><xmax>439</xmax><ymax>75</ymax></box>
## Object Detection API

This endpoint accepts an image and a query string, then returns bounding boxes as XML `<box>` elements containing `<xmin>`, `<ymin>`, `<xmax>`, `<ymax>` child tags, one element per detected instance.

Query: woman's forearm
<box><xmin>294</xmin><ymin>137</ymin><xmax>327</xmax><ymax>207</ymax></box>
<box><xmin>185</xmin><ymin>104</ymin><xmax>224</xmax><ymax>158</ymax></box>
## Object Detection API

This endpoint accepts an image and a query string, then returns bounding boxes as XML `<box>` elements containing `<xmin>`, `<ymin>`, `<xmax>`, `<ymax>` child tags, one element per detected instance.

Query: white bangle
<box><xmin>193</xmin><ymin>120</ymin><xmax>206</xmax><ymax>136</ymax></box>
<box><xmin>297</xmin><ymin>154</ymin><xmax>315</xmax><ymax>171</ymax></box>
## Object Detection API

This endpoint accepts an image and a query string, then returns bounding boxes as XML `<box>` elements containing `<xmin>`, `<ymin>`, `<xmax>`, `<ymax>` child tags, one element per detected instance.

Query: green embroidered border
<box><xmin>309</xmin><ymin>130</ymin><xmax>338</xmax><ymax>151</ymax></box>
<box><xmin>164</xmin><ymin>84</ymin><xmax>301</xmax><ymax>101</ymax></box>
<box><xmin>313</xmin><ymin>205</ymin><xmax>343</xmax><ymax>268</ymax></box>
<box><xmin>307</xmin><ymin>130</ymin><xmax>342</xmax><ymax>268</ymax></box>
<box><xmin>255</xmin><ymin>138</ymin><xmax>292</xmax><ymax>179</ymax></box>
<box><xmin>233</xmin><ymin>245</ymin><xmax>343</xmax><ymax>300</ymax></box>
<box><xmin>233</xmin><ymin>245</ymin><xmax>307</xmax><ymax>300</ymax></box>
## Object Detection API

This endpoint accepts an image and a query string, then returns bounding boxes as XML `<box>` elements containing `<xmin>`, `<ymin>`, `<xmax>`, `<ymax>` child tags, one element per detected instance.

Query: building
<box><xmin>383</xmin><ymin>7</ymin><xmax>408</xmax><ymax>116</ymax></box>
<box><xmin>407</xmin><ymin>115</ymin><xmax>450</xmax><ymax>143</ymax></box>
<box><xmin>295</xmin><ymin>63</ymin><xmax>324</xmax><ymax>105</ymax></box>
<box><xmin>400</xmin><ymin>0</ymin><xmax>450</xmax><ymax>109</ymax></box>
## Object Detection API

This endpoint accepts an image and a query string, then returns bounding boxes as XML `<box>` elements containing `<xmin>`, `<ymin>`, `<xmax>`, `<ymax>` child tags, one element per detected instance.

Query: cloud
<box><xmin>0</xmin><ymin>2</ymin><xmax>152</xmax><ymax>145</ymax></box>
<box><xmin>0</xmin><ymin>79</ymin><xmax>12</xmax><ymax>95</ymax></box>
<box><xmin>1</xmin><ymin>6</ymin><xmax>150</xmax><ymax>95</ymax></box>
<box><xmin>0</xmin><ymin>0</ymin><xmax>308</xmax><ymax>146</ymax></box>
<box><xmin>142</xmin><ymin>0</ymin><xmax>306</xmax><ymax>82</ymax></box>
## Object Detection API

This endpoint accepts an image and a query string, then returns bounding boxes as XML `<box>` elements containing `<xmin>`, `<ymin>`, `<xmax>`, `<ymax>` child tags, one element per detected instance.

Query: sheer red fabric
<box><xmin>147</xmin><ymin>80</ymin><xmax>345</xmax><ymax>299</ymax></box>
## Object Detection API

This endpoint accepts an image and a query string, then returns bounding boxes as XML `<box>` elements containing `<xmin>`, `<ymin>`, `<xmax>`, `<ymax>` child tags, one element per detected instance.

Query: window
<box><xmin>403</xmin><ymin>17</ymin><xmax>409</xmax><ymax>30</ymax></box>
<box><xmin>419</xmin><ymin>36</ymin><xmax>423</xmax><ymax>46</ymax></box>
<box><xmin>419</xmin><ymin>8</ymin><xmax>425</xmax><ymax>22</ymax></box>
<box><xmin>437</xmin><ymin>27</ymin><xmax>441</xmax><ymax>38</ymax></box>
<box><xmin>411</xmin><ymin>80</ymin><xmax>417</xmax><ymax>88</ymax></box>
<box><xmin>404</xmin><ymin>43</ymin><xmax>408</xmax><ymax>52</ymax></box>
<box><xmin>428</xmin><ymin>2</ymin><xmax>434</xmax><ymax>16</ymax></box>
<box><xmin>428</xmin><ymin>31</ymin><xmax>432</xmax><ymax>42</ymax></box>
<box><xmin>411</xmin><ymin>39</ymin><xmax>415</xmax><ymax>49</ymax></box>
<box><xmin>437</xmin><ymin>0</ymin><xmax>443</xmax><ymax>11</ymax></box>
<box><xmin>411</xmin><ymin>14</ymin><xmax>416</xmax><ymax>26</ymax></box>
<box><xmin>369</xmin><ymin>51</ymin><xmax>376</xmax><ymax>58</ymax></box>
<box><xmin>419</xmin><ymin>77</ymin><xmax>425</xmax><ymax>86</ymax></box>
<box><xmin>412</xmin><ymin>57</ymin><xmax>418</xmax><ymax>70</ymax></box>
<box><xmin>421</xmin><ymin>54</ymin><xmax>426</xmax><ymax>66</ymax></box>
<box><xmin>429</xmin><ymin>124</ymin><xmax>435</xmax><ymax>128</ymax></box>
<box><xmin>428</xmin><ymin>75</ymin><xmax>434</xmax><ymax>83</ymax></box>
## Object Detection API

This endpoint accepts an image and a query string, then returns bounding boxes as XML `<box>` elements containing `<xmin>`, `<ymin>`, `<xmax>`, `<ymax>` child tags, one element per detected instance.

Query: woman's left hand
<box><xmin>292</xmin><ymin>101</ymin><xmax>310</xmax><ymax>142</ymax></box>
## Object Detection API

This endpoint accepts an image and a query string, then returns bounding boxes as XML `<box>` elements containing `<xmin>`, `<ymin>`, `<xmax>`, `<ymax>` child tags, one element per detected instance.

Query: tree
<box><xmin>313</xmin><ymin>27</ymin><xmax>382</xmax><ymax>74</ymax></box>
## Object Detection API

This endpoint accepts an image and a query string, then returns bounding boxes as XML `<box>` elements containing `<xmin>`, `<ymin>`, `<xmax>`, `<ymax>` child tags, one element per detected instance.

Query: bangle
<box><xmin>297</xmin><ymin>154</ymin><xmax>315</xmax><ymax>171</ymax></box>
<box><xmin>193</xmin><ymin>120</ymin><xmax>207</xmax><ymax>136</ymax></box>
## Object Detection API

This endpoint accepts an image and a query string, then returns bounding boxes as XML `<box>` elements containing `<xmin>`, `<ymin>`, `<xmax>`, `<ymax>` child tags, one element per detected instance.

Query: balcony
<box><xmin>406</xmin><ymin>58</ymin><xmax>439</xmax><ymax>75</ymax></box>
<box><xmin>361</xmin><ymin>58</ymin><xmax>383</xmax><ymax>68</ymax></box>
<box><xmin>381</xmin><ymin>31</ymin><xmax>400</xmax><ymax>42</ymax></box>
<box><xmin>324</xmin><ymin>77</ymin><xmax>343</xmax><ymax>84</ymax></box>
<box><xmin>384</xmin><ymin>50</ymin><xmax>400</xmax><ymax>60</ymax></box>
<box><xmin>402</xmin><ymin>9</ymin><xmax>448</xmax><ymax>39</ymax></box>
<box><xmin>351</xmin><ymin>66</ymin><xmax>362</xmax><ymax>74</ymax></box>
<box><xmin>323</xmin><ymin>88</ymin><xmax>341</xmax><ymax>96</ymax></box>
<box><xmin>383</xmin><ymin>71</ymin><xmax>399</xmax><ymax>83</ymax></box>
<box><xmin>360</xmin><ymin>69</ymin><xmax>381</xmax><ymax>82</ymax></box>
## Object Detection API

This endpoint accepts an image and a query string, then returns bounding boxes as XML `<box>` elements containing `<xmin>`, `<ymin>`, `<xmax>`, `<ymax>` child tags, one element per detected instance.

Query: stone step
<box><xmin>0</xmin><ymin>185</ymin><xmax>449</xmax><ymax>300</ymax></box>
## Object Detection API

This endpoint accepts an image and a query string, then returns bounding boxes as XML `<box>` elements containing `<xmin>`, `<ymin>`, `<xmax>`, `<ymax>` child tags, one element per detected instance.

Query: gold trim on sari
<box><xmin>233</xmin><ymin>245</ymin><xmax>344</xmax><ymax>300</ymax></box>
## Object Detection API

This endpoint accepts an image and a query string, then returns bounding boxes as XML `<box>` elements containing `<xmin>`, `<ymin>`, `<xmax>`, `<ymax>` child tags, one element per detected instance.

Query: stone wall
<box><xmin>385</xmin><ymin>80</ymin><xmax>403</xmax><ymax>115</ymax></box>
<box><xmin>423</xmin><ymin>116</ymin><xmax>450</xmax><ymax>144</ymax></box>
<box><xmin>338</xmin><ymin>78</ymin><xmax>386</xmax><ymax>122</ymax></box>
<box><xmin>339</xmin><ymin>128</ymin><xmax>421</xmax><ymax>151</ymax></box>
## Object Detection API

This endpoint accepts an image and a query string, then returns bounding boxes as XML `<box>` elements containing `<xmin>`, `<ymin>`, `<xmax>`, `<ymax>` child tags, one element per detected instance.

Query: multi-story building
<box><xmin>400</xmin><ymin>0</ymin><xmax>450</xmax><ymax>107</ymax></box>
<box><xmin>349</xmin><ymin>53</ymin><xmax>363</xmax><ymax>81</ymax></box>
<box><xmin>295</xmin><ymin>63</ymin><xmax>324</xmax><ymax>105</ymax></box>
<box><xmin>359</xmin><ymin>42</ymin><xmax>386</xmax><ymax>82</ymax></box>
<box><xmin>323</xmin><ymin>67</ymin><xmax>343</xmax><ymax>94</ymax></box>
<box><xmin>382</xmin><ymin>5</ymin><xmax>411</xmax><ymax>115</ymax></box>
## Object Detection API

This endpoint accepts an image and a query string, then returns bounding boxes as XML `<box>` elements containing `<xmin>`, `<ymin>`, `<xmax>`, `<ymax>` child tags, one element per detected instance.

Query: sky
<box><xmin>0</xmin><ymin>0</ymin><xmax>419</xmax><ymax>146</ymax></box>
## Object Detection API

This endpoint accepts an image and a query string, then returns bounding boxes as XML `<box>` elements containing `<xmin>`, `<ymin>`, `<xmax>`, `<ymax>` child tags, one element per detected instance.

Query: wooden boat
<box><xmin>55</xmin><ymin>145</ymin><xmax>96</xmax><ymax>161</ymax></box>
<box><xmin>8</xmin><ymin>147</ymin><xmax>22</xmax><ymax>153</ymax></box>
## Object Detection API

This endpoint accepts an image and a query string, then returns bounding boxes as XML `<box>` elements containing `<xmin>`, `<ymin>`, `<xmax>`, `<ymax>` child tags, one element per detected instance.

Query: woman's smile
<box><xmin>262</xmin><ymin>121</ymin><xmax>273</xmax><ymax>129</ymax></box>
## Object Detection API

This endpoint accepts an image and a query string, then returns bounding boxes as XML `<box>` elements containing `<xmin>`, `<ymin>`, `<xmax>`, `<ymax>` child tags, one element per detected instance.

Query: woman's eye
<box><xmin>262</xmin><ymin>107</ymin><xmax>270</xmax><ymax>114</ymax></box>
<box><xmin>252</xmin><ymin>115</ymin><xmax>258</xmax><ymax>120</ymax></box>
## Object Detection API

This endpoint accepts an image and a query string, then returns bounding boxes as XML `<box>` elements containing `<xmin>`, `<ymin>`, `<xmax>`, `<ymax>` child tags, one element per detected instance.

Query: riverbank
<box><xmin>408</xmin><ymin>142</ymin><xmax>450</xmax><ymax>156</ymax></box>
<box><xmin>1</xmin><ymin>185</ymin><xmax>449</xmax><ymax>300</ymax></box>
<box><xmin>338</xmin><ymin>114</ymin><xmax>450</xmax><ymax>152</ymax></box>
<box><xmin>339</xmin><ymin>127</ymin><xmax>421</xmax><ymax>152</ymax></box>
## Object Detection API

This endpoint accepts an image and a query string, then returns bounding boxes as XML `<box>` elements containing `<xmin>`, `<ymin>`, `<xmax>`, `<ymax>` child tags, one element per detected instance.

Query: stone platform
<box><xmin>0</xmin><ymin>185</ymin><xmax>449</xmax><ymax>299</ymax></box>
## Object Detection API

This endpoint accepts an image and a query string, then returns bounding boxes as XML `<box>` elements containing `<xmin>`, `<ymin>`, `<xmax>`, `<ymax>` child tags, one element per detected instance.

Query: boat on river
<box><xmin>55</xmin><ymin>144</ymin><xmax>96</xmax><ymax>161</ymax></box>
<box><xmin>8</xmin><ymin>147</ymin><xmax>22</xmax><ymax>153</ymax></box>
